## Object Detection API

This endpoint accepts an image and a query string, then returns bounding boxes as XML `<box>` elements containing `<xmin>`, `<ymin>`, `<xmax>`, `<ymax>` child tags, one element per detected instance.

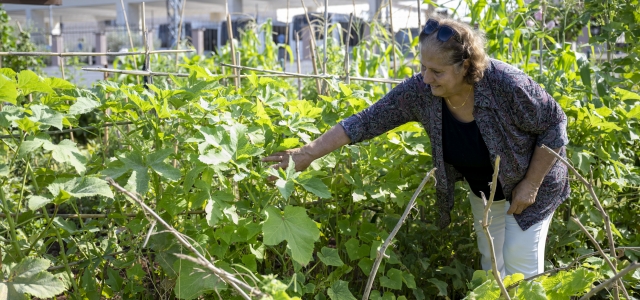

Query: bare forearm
<box><xmin>301</xmin><ymin>124</ymin><xmax>351</xmax><ymax>160</ymax></box>
<box><xmin>524</xmin><ymin>146</ymin><xmax>561</xmax><ymax>187</ymax></box>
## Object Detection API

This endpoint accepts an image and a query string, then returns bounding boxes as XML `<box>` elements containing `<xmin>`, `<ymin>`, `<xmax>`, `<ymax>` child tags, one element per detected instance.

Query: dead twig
<box><xmin>541</xmin><ymin>145</ymin><xmax>629</xmax><ymax>299</ymax></box>
<box><xmin>362</xmin><ymin>168</ymin><xmax>437</xmax><ymax>300</ymax></box>
<box><xmin>479</xmin><ymin>156</ymin><xmax>511</xmax><ymax>300</ymax></box>
<box><xmin>107</xmin><ymin>178</ymin><xmax>266</xmax><ymax>299</ymax></box>
<box><xmin>579</xmin><ymin>262</ymin><xmax>640</xmax><ymax>300</ymax></box>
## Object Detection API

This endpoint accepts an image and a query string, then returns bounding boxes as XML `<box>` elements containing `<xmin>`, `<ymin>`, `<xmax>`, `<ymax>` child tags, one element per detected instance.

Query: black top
<box><xmin>442</xmin><ymin>100</ymin><xmax>505</xmax><ymax>200</ymax></box>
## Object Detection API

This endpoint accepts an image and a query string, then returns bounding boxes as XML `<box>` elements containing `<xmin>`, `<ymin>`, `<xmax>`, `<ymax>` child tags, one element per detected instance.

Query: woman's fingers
<box><xmin>261</xmin><ymin>151</ymin><xmax>288</xmax><ymax>162</ymax></box>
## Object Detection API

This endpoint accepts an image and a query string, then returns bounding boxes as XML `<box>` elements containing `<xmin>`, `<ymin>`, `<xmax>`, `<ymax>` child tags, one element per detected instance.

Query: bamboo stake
<box><xmin>175</xmin><ymin>0</ymin><xmax>187</xmax><ymax>70</ymax></box>
<box><xmin>120</xmin><ymin>0</ymin><xmax>140</xmax><ymax>85</ymax></box>
<box><xmin>362</xmin><ymin>168</ymin><xmax>437</xmax><ymax>300</ymax></box>
<box><xmin>389</xmin><ymin>0</ymin><xmax>397</xmax><ymax>79</ymax></box>
<box><xmin>236</xmin><ymin>51</ymin><xmax>241</xmax><ymax>91</ymax></box>
<box><xmin>284</xmin><ymin>0</ymin><xmax>290</xmax><ymax>70</ymax></box>
<box><xmin>417</xmin><ymin>0</ymin><xmax>422</xmax><ymax>29</ymax></box>
<box><xmin>344</xmin><ymin>13</ymin><xmax>353</xmax><ymax>84</ymax></box>
<box><xmin>225</xmin><ymin>1</ymin><xmax>238</xmax><ymax>87</ymax></box>
<box><xmin>142</xmin><ymin>2</ymin><xmax>153</xmax><ymax>86</ymax></box>
<box><xmin>479</xmin><ymin>156</ymin><xmax>511</xmax><ymax>300</ymax></box>
<box><xmin>107</xmin><ymin>179</ymin><xmax>266</xmax><ymax>299</ymax></box>
<box><xmin>0</xmin><ymin>50</ymin><xmax>193</xmax><ymax>57</ymax></box>
<box><xmin>323</xmin><ymin>0</ymin><xmax>329</xmax><ymax>76</ymax></box>
<box><xmin>300</xmin><ymin>0</ymin><xmax>323</xmax><ymax>94</ymax></box>
<box><xmin>296</xmin><ymin>33</ymin><xmax>302</xmax><ymax>100</ymax></box>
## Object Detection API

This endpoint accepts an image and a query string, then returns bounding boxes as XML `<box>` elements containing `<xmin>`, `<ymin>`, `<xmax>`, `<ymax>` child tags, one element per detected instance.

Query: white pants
<box><xmin>468</xmin><ymin>191</ymin><xmax>553</xmax><ymax>278</ymax></box>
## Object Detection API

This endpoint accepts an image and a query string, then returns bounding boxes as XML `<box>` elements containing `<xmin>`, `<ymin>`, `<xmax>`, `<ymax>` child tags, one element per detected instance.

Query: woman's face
<box><xmin>420</xmin><ymin>47</ymin><xmax>469</xmax><ymax>98</ymax></box>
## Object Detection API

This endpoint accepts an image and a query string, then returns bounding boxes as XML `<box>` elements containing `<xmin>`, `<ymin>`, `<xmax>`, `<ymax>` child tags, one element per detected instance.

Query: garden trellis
<box><xmin>0</xmin><ymin>2</ymin><xmax>638</xmax><ymax>298</ymax></box>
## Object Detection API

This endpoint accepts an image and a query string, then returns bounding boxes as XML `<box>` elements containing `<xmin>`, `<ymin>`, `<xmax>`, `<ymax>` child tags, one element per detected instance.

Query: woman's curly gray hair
<box><xmin>419</xmin><ymin>16</ymin><xmax>489</xmax><ymax>84</ymax></box>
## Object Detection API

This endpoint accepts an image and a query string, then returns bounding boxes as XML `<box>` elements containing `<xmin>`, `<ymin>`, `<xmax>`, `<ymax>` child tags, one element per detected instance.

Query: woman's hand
<box><xmin>508</xmin><ymin>179</ymin><xmax>539</xmax><ymax>215</ymax></box>
<box><xmin>262</xmin><ymin>148</ymin><xmax>315</xmax><ymax>179</ymax></box>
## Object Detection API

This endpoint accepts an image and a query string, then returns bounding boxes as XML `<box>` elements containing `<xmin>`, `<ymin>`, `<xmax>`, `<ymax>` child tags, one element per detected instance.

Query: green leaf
<box><xmin>275</xmin><ymin>178</ymin><xmax>295</xmax><ymax>201</ymax></box>
<box><xmin>174</xmin><ymin>258</ymin><xmax>225</xmax><ymax>299</ymax></box>
<box><xmin>47</xmin><ymin>177</ymin><xmax>114</xmax><ymax>201</ymax></box>
<box><xmin>428</xmin><ymin>278</ymin><xmax>448</xmax><ymax>297</ymax></box>
<box><xmin>317</xmin><ymin>247</ymin><xmax>344</xmax><ymax>267</ymax></box>
<box><xmin>515</xmin><ymin>280</ymin><xmax>546</xmax><ymax>300</ymax></box>
<box><xmin>42</xmin><ymin>139</ymin><xmax>87</xmax><ymax>174</ymax></box>
<box><xmin>297</xmin><ymin>174</ymin><xmax>331</xmax><ymax>199</ymax></box>
<box><xmin>69</xmin><ymin>97</ymin><xmax>100</xmax><ymax>115</ymax></box>
<box><xmin>2</xmin><ymin>258</ymin><xmax>67</xmax><ymax>299</ymax></box>
<box><xmin>17</xmin><ymin>70</ymin><xmax>54</xmax><ymax>95</ymax></box>
<box><xmin>339</xmin><ymin>83</ymin><xmax>353</xmax><ymax>96</ymax></box>
<box><xmin>326</xmin><ymin>280</ymin><xmax>357</xmax><ymax>300</ymax></box>
<box><xmin>45</xmin><ymin>77</ymin><xmax>74</xmax><ymax>90</ymax></box>
<box><xmin>29</xmin><ymin>105</ymin><xmax>63</xmax><ymax>131</ymax></box>
<box><xmin>148</xmin><ymin>149</ymin><xmax>181</xmax><ymax>181</ymax></box>
<box><xmin>615</xmin><ymin>87</ymin><xmax>640</xmax><ymax>101</ymax></box>
<box><xmin>0</xmin><ymin>75</ymin><xmax>18</xmax><ymax>105</ymax></box>
<box><xmin>28</xmin><ymin>195</ymin><xmax>52</xmax><ymax>211</ymax></box>
<box><xmin>464</xmin><ymin>279</ymin><xmax>499</xmax><ymax>300</ymax></box>
<box><xmin>542</xmin><ymin>269</ymin><xmax>596</xmax><ymax>298</ymax></box>
<box><xmin>0</xmin><ymin>164</ymin><xmax>8</xmax><ymax>178</ymax></box>
<box><xmin>379</xmin><ymin>268</ymin><xmax>403</xmax><ymax>290</ymax></box>
<box><xmin>402</xmin><ymin>271</ymin><xmax>416</xmax><ymax>289</ymax></box>
<box><xmin>205</xmin><ymin>194</ymin><xmax>238</xmax><ymax>227</ymax></box>
<box><xmin>262</xmin><ymin>206</ymin><xmax>320</xmax><ymax>265</ymax></box>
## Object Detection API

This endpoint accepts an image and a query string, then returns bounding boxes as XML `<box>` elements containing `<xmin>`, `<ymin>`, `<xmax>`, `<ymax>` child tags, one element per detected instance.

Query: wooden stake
<box><xmin>344</xmin><ymin>13</ymin><xmax>353</xmax><ymax>84</ymax></box>
<box><xmin>120</xmin><ymin>0</ymin><xmax>140</xmax><ymax>85</ymax></box>
<box><xmin>389</xmin><ymin>0</ymin><xmax>397</xmax><ymax>79</ymax></box>
<box><xmin>225</xmin><ymin>1</ymin><xmax>238</xmax><ymax>87</ymax></box>
<box><xmin>300</xmin><ymin>0</ymin><xmax>323</xmax><ymax>95</ymax></box>
<box><xmin>296</xmin><ymin>33</ymin><xmax>302</xmax><ymax>99</ymax></box>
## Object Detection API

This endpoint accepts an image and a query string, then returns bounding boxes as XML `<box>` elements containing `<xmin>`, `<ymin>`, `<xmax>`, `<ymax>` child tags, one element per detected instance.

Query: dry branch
<box><xmin>479</xmin><ymin>156</ymin><xmax>511</xmax><ymax>300</ymax></box>
<box><xmin>541</xmin><ymin>145</ymin><xmax>629</xmax><ymax>299</ymax></box>
<box><xmin>580</xmin><ymin>262</ymin><xmax>640</xmax><ymax>300</ymax></box>
<box><xmin>107</xmin><ymin>178</ymin><xmax>266</xmax><ymax>299</ymax></box>
<box><xmin>362</xmin><ymin>168</ymin><xmax>437</xmax><ymax>300</ymax></box>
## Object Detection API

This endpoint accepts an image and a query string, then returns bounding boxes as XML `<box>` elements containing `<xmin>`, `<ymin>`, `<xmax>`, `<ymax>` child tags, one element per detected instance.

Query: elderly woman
<box><xmin>263</xmin><ymin>17</ymin><xmax>569</xmax><ymax>278</ymax></box>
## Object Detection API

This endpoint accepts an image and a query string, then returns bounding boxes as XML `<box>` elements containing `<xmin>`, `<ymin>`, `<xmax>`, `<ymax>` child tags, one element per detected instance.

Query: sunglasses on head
<box><xmin>422</xmin><ymin>19</ymin><xmax>462</xmax><ymax>44</ymax></box>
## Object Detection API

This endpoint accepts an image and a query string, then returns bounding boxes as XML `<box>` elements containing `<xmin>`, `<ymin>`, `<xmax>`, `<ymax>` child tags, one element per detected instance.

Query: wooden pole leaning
<box><xmin>300</xmin><ymin>0</ymin><xmax>323</xmax><ymax>94</ymax></box>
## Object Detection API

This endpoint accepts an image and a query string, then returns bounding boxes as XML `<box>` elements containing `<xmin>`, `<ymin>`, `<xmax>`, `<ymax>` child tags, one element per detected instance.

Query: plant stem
<box><xmin>42</xmin><ymin>207</ymin><xmax>80</xmax><ymax>294</ymax></box>
<box><xmin>0</xmin><ymin>187</ymin><xmax>23</xmax><ymax>260</ymax></box>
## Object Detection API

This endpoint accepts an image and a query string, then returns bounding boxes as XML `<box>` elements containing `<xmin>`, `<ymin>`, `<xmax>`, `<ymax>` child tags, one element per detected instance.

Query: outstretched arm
<box><xmin>262</xmin><ymin>124</ymin><xmax>351</xmax><ymax>172</ymax></box>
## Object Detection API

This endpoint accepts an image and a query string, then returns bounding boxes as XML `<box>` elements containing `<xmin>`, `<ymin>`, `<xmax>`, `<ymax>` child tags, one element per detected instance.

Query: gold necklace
<box><xmin>445</xmin><ymin>87</ymin><xmax>473</xmax><ymax>110</ymax></box>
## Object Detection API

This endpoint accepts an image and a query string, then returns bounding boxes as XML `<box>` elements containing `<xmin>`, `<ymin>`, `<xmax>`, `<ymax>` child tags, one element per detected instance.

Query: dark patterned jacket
<box><xmin>340</xmin><ymin>59</ymin><xmax>570</xmax><ymax>231</ymax></box>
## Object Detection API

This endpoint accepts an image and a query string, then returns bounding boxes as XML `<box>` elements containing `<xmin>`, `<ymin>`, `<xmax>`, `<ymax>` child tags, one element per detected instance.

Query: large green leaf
<box><xmin>515</xmin><ymin>280</ymin><xmax>546</xmax><ymax>300</ymax></box>
<box><xmin>47</xmin><ymin>177</ymin><xmax>114</xmax><ymax>201</ymax></box>
<box><xmin>0</xmin><ymin>258</ymin><xmax>67</xmax><ymax>299</ymax></box>
<box><xmin>29</xmin><ymin>105</ymin><xmax>63</xmax><ymax>131</ymax></box>
<box><xmin>0</xmin><ymin>75</ymin><xmax>18</xmax><ymax>105</ymax></box>
<box><xmin>464</xmin><ymin>279</ymin><xmax>499</xmax><ymax>300</ymax></box>
<box><xmin>542</xmin><ymin>269</ymin><xmax>596</xmax><ymax>298</ymax></box>
<box><xmin>147</xmin><ymin>148</ymin><xmax>181</xmax><ymax>181</ymax></box>
<box><xmin>17</xmin><ymin>70</ymin><xmax>54</xmax><ymax>95</ymax></box>
<box><xmin>174</xmin><ymin>258</ymin><xmax>225</xmax><ymax>299</ymax></box>
<box><xmin>262</xmin><ymin>206</ymin><xmax>320</xmax><ymax>265</ymax></box>
<box><xmin>42</xmin><ymin>139</ymin><xmax>87</xmax><ymax>174</ymax></box>
<box><xmin>326</xmin><ymin>280</ymin><xmax>357</xmax><ymax>300</ymax></box>
<box><xmin>205</xmin><ymin>191</ymin><xmax>238</xmax><ymax>227</ymax></box>
<box><xmin>428</xmin><ymin>278</ymin><xmax>449</xmax><ymax>297</ymax></box>
<box><xmin>317</xmin><ymin>247</ymin><xmax>344</xmax><ymax>267</ymax></box>
<box><xmin>379</xmin><ymin>268</ymin><xmax>403</xmax><ymax>290</ymax></box>
<box><xmin>69</xmin><ymin>97</ymin><xmax>100</xmax><ymax>115</ymax></box>
<box><xmin>103</xmin><ymin>150</ymin><xmax>149</xmax><ymax>195</ymax></box>
<box><xmin>296</xmin><ymin>174</ymin><xmax>331</xmax><ymax>199</ymax></box>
